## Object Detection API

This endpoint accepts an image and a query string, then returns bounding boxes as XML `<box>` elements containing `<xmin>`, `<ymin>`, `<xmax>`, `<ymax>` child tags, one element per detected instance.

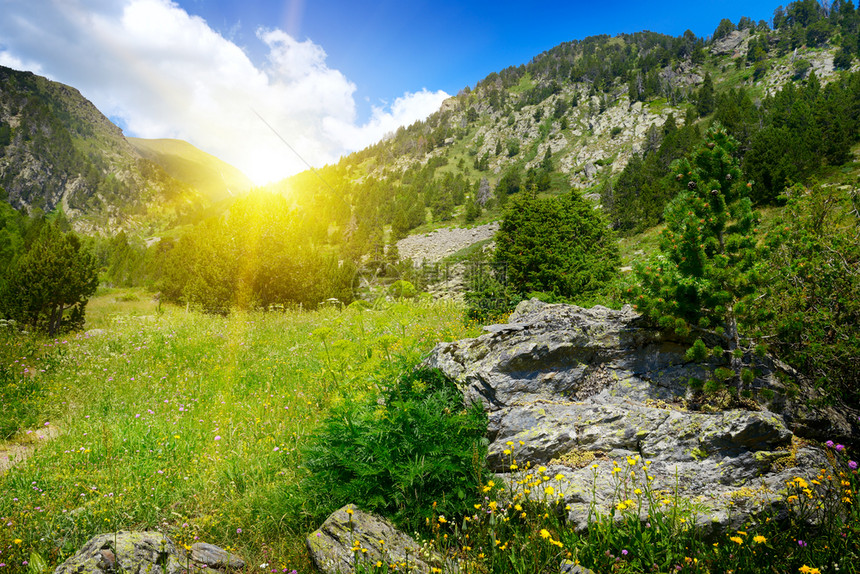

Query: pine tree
<box><xmin>1</xmin><ymin>223</ymin><xmax>98</xmax><ymax>335</ymax></box>
<box><xmin>697</xmin><ymin>72</ymin><xmax>716</xmax><ymax>117</ymax></box>
<box><xmin>630</xmin><ymin>125</ymin><xmax>761</xmax><ymax>392</ymax></box>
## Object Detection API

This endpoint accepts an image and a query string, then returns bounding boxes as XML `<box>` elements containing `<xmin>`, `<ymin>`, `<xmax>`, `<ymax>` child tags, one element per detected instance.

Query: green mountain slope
<box><xmin>261</xmin><ymin>11</ymin><xmax>858</xmax><ymax>266</ymax></box>
<box><xmin>127</xmin><ymin>138</ymin><xmax>252</xmax><ymax>202</ymax></box>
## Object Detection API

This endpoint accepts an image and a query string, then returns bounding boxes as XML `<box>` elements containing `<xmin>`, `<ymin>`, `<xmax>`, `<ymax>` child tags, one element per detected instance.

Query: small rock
<box><xmin>307</xmin><ymin>504</ymin><xmax>442</xmax><ymax>574</ymax></box>
<box><xmin>53</xmin><ymin>532</ymin><xmax>243</xmax><ymax>574</ymax></box>
<box><xmin>191</xmin><ymin>543</ymin><xmax>245</xmax><ymax>570</ymax></box>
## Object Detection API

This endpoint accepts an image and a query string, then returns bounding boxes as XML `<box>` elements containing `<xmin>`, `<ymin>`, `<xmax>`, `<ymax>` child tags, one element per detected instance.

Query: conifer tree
<box><xmin>697</xmin><ymin>72</ymin><xmax>716</xmax><ymax>117</ymax></box>
<box><xmin>630</xmin><ymin>125</ymin><xmax>761</xmax><ymax>392</ymax></box>
<box><xmin>1</xmin><ymin>223</ymin><xmax>98</xmax><ymax>335</ymax></box>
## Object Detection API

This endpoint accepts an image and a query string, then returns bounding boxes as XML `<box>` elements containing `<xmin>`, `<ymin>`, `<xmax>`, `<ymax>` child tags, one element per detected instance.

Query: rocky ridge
<box><xmin>424</xmin><ymin>299</ymin><xmax>858</xmax><ymax>532</ymax></box>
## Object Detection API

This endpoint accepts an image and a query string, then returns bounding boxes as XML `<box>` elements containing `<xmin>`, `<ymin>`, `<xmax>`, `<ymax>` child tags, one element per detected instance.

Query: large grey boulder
<box><xmin>307</xmin><ymin>504</ymin><xmax>444</xmax><ymax>574</ymax></box>
<box><xmin>710</xmin><ymin>29</ymin><xmax>750</xmax><ymax>56</ymax></box>
<box><xmin>425</xmin><ymin>300</ymin><xmax>858</xmax><ymax>533</ymax></box>
<box><xmin>53</xmin><ymin>532</ymin><xmax>244</xmax><ymax>574</ymax></box>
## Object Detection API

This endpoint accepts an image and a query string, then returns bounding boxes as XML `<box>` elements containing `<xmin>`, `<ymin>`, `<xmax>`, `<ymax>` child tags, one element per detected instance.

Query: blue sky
<box><xmin>178</xmin><ymin>0</ymin><xmax>782</xmax><ymax>121</ymax></box>
<box><xmin>0</xmin><ymin>0</ymin><xmax>783</xmax><ymax>183</ymax></box>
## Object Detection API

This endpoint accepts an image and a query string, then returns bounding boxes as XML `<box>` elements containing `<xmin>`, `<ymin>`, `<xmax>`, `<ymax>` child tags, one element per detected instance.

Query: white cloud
<box><xmin>0</xmin><ymin>52</ymin><xmax>42</xmax><ymax>74</ymax></box>
<box><xmin>324</xmin><ymin>89</ymin><xmax>451</xmax><ymax>151</ymax></box>
<box><xmin>0</xmin><ymin>0</ymin><xmax>448</xmax><ymax>184</ymax></box>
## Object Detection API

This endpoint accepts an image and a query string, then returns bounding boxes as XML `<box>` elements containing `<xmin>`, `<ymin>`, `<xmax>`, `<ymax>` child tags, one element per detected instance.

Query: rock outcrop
<box><xmin>53</xmin><ymin>532</ymin><xmax>244</xmax><ymax>574</ymax></box>
<box><xmin>307</xmin><ymin>504</ymin><xmax>443</xmax><ymax>574</ymax></box>
<box><xmin>709</xmin><ymin>29</ymin><xmax>751</xmax><ymax>57</ymax></box>
<box><xmin>425</xmin><ymin>300</ymin><xmax>858</xmax><ymax>532</ymax></box>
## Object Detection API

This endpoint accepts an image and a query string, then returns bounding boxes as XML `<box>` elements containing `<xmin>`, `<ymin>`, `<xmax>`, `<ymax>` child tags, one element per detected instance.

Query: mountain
<box><xmin>260</xmin><ymin>14</ymin><xmax>857</xmax><ymax>263</ymax></box>
<box><xmin>127</xmin><ymin>138</ymin><xmax>252</xmax><ymax>202</ymax></box>
<box><xmin>2</xmin><ymin>2</ymin><xmax>858</xmax><ymax>243</ymax></box>
<box><xmin>0</xmin><ymin>65</ymin><xmax>249</xmax><ymax>231</ymax></box>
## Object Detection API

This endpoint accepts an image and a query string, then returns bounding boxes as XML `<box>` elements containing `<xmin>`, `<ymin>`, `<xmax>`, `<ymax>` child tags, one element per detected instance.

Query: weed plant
<box><xmin>301</xmin><ymin>368</ymin><xmax>489</xmax><ymax>533</ymax></box>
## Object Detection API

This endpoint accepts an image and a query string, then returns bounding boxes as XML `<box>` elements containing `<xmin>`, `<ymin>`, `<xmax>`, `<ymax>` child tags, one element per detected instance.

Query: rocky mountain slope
<box><xmin>265</xmin><ymin>15</ymin><xmax>859</xmax><ymax>273</ymax></box>
<box><xmin>0</xmin><ymin>66</ymin><xmax>250</xmax><ymax>231</ymax></box>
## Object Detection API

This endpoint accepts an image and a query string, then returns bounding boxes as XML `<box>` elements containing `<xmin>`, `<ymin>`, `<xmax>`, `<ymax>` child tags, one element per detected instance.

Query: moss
<box><xmin>549</xmin><ymin>449</ymin><xmax>606</xmax><ymax>469</ymax></box>
<box><xmin>690</xmin><ymin>446</ymin><xmax>708</xmax><ymax>461</ymax></box>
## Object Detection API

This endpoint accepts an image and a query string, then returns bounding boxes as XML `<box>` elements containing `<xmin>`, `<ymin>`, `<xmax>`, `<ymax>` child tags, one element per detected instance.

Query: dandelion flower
<box><xmin>753</xmin><ymin>535</ymin><xmax>767</xmax><ymax>544</ymax></box>
<box><xmin>540</xmin><ymin>529</ymin><xmax>551</xmax><ymax>539</ymax></box>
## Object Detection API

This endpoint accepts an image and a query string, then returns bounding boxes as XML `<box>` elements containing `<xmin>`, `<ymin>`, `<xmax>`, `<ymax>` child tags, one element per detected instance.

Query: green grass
<box><xmin>510</xmin><ymin>73</ymin><xmax>536</xmax><ymax>95</ymax></box>
<box><xmin>2</xmin><ymin>291</ymin><xmax>858</xmax><ymax>573</ymax></box>
<box><xmin>85</xmin><ymin>287</ymin><xmax>161</xmax><ymax>330</ymax></box>
<box><xmin>0</xmin><ymin>297</ymin><xmax>481</xmax><ymax>571</ymax></box>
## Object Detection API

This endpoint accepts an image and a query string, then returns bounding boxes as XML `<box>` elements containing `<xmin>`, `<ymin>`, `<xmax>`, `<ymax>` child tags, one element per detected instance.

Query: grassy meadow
<box><xmin>1</xmin><ymin>288</ymin><xmax>858</xmax><ymax>574</ymax></box>
<box><xmin>0</xmin><ymin>291</ymin><xmax>481</xmax><ymax>572</ymax></box>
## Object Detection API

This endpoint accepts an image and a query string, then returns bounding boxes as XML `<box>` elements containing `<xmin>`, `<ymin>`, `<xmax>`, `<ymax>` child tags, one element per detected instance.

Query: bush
<box><xmin>300</xmin><ymin>368</ymin><xmax>489</xmax><ymax>532</ymax></box>
<box><xmin>757</xmin><ymin>183</ymin><xmax>860</xmax><ymax>403</ymax></box>
<box><xmin>388</xmin><ymin>280</ymin><xmax>417</xmax><ymax>299</ymax></box>
<box><xmin>493</xmin><ymin>192</ymin><xmax>619</xmax><ymax>300</ymax></box>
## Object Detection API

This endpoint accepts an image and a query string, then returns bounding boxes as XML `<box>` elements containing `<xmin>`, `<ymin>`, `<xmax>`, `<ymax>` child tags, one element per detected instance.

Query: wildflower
<box><xmin>236</xmin><ymin>528</ymin><xmax>242</xmax><ymax>534</ymax></box>
<box><xmin>797</xmin><ymin>540</ymin><xmax>808</xmax><ymax>547</ymax></box>
<box><xmin>438</xmin><ymin>516</ymin><xmax>447</xmax><ymax>524</ymax></box>
<box><xmin>622</xmin><ymin>549</ymin><xmax>628</xmax><ymax>556</ymax></box>
<box><xmin>13</xmin><ymin>539</ymin><xmax>21</xmax><ymax>545</ymax></box>
<box><xmin>214</xmin><ymin>435</ymin><xmax>222</xmax><ymax>441</ymax></box>
<box><xmin>730</xmin><ymin>536</ymin><xmax>743</xmax><ymax>545</ymax></box>
<box><xmin>850</xmin><ymin>461</ymin><xmax>858</xmax><ymax>470</ymax></box>
<box><xmin>544</xmin><ymin>486</ymin><xmax>555</xmax><ymax>496</ymax></box>
<box><xmin>753</xmin><ymin>535</ymin><xmax>767</xmax><ymax>544</ymax></box>
<box><xmin>540</xmin><ymin>529</ymin><xmax>551</xmax><ymax>539</ymax></box>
